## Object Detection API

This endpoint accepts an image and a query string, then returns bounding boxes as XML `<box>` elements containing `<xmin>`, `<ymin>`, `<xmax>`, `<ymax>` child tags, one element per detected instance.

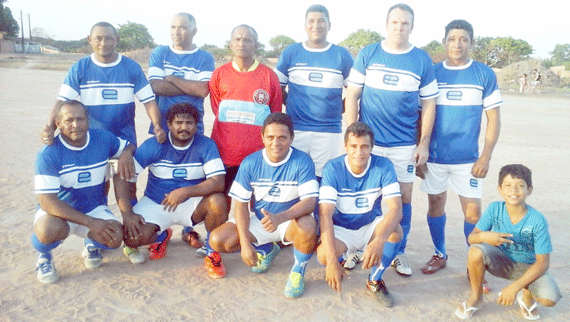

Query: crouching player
<box><xmin>33</xmin><ymin>100</ymin><xmax>133</xmax><ymax>283</ymax></box>
<box><xmin>115</xmin><ymin>103</ymin><xmax>227</xmax><ymax>264</ymax></box>
<box><xmin>209</xmin><ymin>113</ymin><xmax>318</xmax><ymax>299</ymax></box>
<box><xmin>316</xmin><ymin>122</ymin><xmax>403</xmax><ymax>307</ymax></box>
<box><xmin>455</xmin><ymin>164</ymin><xmax>561</xmax><ymax>319</ymax></box>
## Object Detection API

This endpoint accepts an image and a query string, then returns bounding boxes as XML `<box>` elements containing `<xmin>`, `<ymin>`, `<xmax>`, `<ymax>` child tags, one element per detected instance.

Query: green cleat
<box><xmin>251</xmin><ymin>243</ymin><xmax>280</xmax><ymax>273</ymax></box>
<box><xmin>284</xmin><ymin>272</ymin><xmax>305</xmax><ymax>298</ymax></box>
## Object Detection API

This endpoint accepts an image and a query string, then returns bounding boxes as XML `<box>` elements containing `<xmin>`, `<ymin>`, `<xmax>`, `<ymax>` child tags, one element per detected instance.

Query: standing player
<box><xmin>345</xmin><ymin>3</ymin><xmax>438</xmax><ymax>276</ymax></box>
<box><xmin>208</xmin><ymin>113</ymin><xmax>318</xmax><ymax>299</ymax></box>
<box><xmin>316</xmin><ymin>122</ymin><xmax>403</xmax><ymax>307</ymax></box>
<box><xmin>274</xmin><ymin>4</ymin><xmax>353</xmax><ymax>179</ymax></box>
<box><xmin>417</xmin><ymin>20</ymin><xmax>502</xmax><ymax>277</ymax></box>
<box><xmin>33</xmin><ymin>101</ymin><xmax>131</xmax><ymax>284</ymax></box>
<box><xmin>209</xmin><ymin>24</ymin><xmax>282</xmax><ymax>198</ymax></box>
<box><xmin>115</xmin><ymin>103</ymin><xmax>227</xmax><ymax>265</ymax></box>
<box><xmin>147</xmin><ymin>13</ymin><xmax>216</xmax><ymax>249</ymax></box>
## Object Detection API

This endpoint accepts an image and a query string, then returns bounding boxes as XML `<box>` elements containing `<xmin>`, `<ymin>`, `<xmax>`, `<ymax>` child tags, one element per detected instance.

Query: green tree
<box><xmin>201</xmin><ymin>44</ymin><xmax>229</xmax><ymax>60</ymax></box>
<box><xmin>117</xmin><ymin>21</ymin><xmax>156</xmax><ymax>52</ymax></box>
<box><xmin>421</xmin><ymin>40</ymin><xmax>445</xmax><ymax>63</ymax></box>
<box><xmin>268</xmin><ymin>35</ymin><xmax>295</xmax><ymax>57</ymax></box>
<box><xmin>0</xmin><ymin>3</ymin><xmax>19</xmax><ymax>37</ymax></box>
<box><xmin>472</xmin><ymin>36</ymin><xmax>532</xmax><ymax>68</ymax></box>
<box><xmin>548</xmin><ymin>43</ymin><xmax>570</xmax><ymax>66</ymax></box>
<box><xmin>339</xmin><ymin>29</ymin><xmax>383</xmax><ymax>56</ymax></box>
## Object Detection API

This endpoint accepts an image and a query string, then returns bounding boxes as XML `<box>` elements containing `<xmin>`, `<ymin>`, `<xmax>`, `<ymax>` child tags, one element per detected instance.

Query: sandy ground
<box><xmin>0</xmin><ymin>67</ymin><xmax>569</xmax><ymax>321</ymax></box>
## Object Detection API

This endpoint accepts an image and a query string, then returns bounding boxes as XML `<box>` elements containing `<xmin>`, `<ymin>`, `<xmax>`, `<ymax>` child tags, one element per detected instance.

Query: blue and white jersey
<box><xmin>35</xmin><ymin>129</ymin><xmax>127</xmax><ymax>213</ymax></box>
<box><xmin>229</xmin><ymin>147</ymin><xmax>319</xmax><ymax>221</ymax></box>
<box><xmin>477</xmin><ymin>201</ymin><xmax>552</xmax><ymax>264</ymax></box>
<box><xmin>319</xmin><ymin>154</ymin><xmax>400</xmax><ymax>230</ymax></box>
<box><xmin>134</xmin><ymin>132</ymin><xmax>225</xmax><ymax>205</ymax></box>
<box><xmin>57</xmin><ymin>54</ymin><xmax>155</xmax><ymax>145</ymax></box>
<box><xmin>148</xmin><ymin>45</ymin><xmax>215</xmax><ymax>134</ymax></box>
<box><xmin>275</xmin><ymin>42</ymin><xmax>353</xmax><ymax>133</ymax></box>
<box><xmin>348</xmin><ymin>41</ymin><xmax>439</xmax><ymax>147</ymax></box>
<box><xmin>429</xmin><ymin>60</ymin><xmax>503</xmax><ymax>164</ymax></box>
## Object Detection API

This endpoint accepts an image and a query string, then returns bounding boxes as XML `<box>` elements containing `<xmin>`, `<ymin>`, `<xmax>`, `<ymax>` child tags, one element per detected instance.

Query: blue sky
<box><xmin>7</xmin><ymin>0</ymin><xmax>568</xmax><ymax>58</ymax></box>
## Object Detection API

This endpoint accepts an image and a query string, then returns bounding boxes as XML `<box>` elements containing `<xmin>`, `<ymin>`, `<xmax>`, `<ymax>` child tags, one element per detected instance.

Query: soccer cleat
<box><xmin>148</xmin><ymin>228</ymin><xmax>173</xmax><ymax>260</ymax></box>
<box><xmin>204</xmin><ymin>252</ymin><xmax>226</xmax><ymax>279</ymax></box>
<box><xmin>123</xmin><ymin>246</ymin><xmax>145</xmax><ymax>264</ymax></box>
<box><xmin>82</xmin><ymin>244</ymin><xmax>103</xmax><ymax>269</ymax></box>
<box><xmin>251</xmin><ymin>243</ymin><xmax>280</xmax><ymax>273</ymax></box>
<box><xmin>283</xmin><ymin>272</ymin><xmax>305</xmax><ymax>298</ymax></box>
<box><xmin>196</xmin><ymin>245</ymin><xmax>208</xmax><ymax>256</ymax></box>
<box><xmin>343</xmin><ymin>250</ymin><xmax>362</xmax><ymax>270</ymax></box>
<box><xmin>36</xmin><ymin>253</ymin><xmax>59</xmax><ymax>284</ymax></box>
<box><xmin>391</xmin><ymin>253</ymin><xmax>412</xmax><ymax>276</ymax></box>
<box><xmin>181</xmin><ymin>228</ymin><xmax>203</xmax><ymax>248</ymax></box>
<box><xmin>421</xmin><ymin>254</ymin><xmax>447</xmax><ymax>274</ymax></box>
<box><xmin>366</xmin><ymin>278</ymin><xmax>395</xmax><ymax>307</ymax></box>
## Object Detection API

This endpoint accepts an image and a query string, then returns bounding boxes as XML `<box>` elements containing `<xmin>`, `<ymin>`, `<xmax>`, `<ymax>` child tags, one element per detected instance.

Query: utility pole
<box><xmin>20</xmin><ymin>10</ymin><xmax>25</xmax><ymax>53</ymax></box>
<box><xmin>28</xmin><ymin>14</ymin><xmax>32</xmax><ymax>40</ymax></box>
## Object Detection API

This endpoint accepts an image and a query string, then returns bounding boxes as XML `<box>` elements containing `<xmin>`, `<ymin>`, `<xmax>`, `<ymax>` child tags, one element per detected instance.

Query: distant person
<box><xmin>209</xmin><ymin>113</ymin><xmax>318</xmax><ymax>299</ymax></box>
<box><xmin>519</xmin><ymin>74</ymin><xmax>528</xmax><ymax>93</ymax></box>
<box><xmin>208</xmin><ymin>24</ymin><xmax>282</xmax><ymax>201</ymax></box>
<box><xmin>148</xmin><ymin>12</ymin><xmax>216</xmax><ymax>249</ymax></box>
<box><xmin>531</xmin><ymin>69</ymin><xmax>542</xmax><ymax>94</ymax></box>
<box><xmin>455</xmin><ymin>164</ymin><xmax>561</xmax><ymax>319</ymax></box>
<box><xmin>115</xmin><ymin>103</ymin><xmax>227</xmax><ymax>266</ymax></box>
<box><xmin>345</xmin><ymin>3</ymin><xmax>439</xmax><ymax>277</ymax></box>
<box><xmin>274</xmin><ymin>4</ymin><xmax>353</xmax><ymax>180</ymax></box>
<box><xmin>417</xmin><ymin>20</ymin><xmax>502</xmax><ymax>284</ymax></box>
<box><xmin>316</xmin><ymin>122</ymin><xmax>403</xmax><ymax>307</ymax></box>
<box><xmin>33</xmin><ymin>101</ymin><xmax>132</xmax><ymax>284</ymax></box>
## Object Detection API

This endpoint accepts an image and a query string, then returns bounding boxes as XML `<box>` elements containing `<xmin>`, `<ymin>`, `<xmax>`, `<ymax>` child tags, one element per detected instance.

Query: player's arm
<box><xmin>114</xmin><ymin>175</ymin><xmax>145</xmax><ymax>240</ymax></box>
<box><xmin>498</xmin><ymin>253</ymin><xmax>550</xmax><ymax>306</ymax></box>
<box><xmin>344</xmin><ymin>85</ymin><xmax>362</xmax><ymax>126</ymax></box>
<box><xmin>164</xmin><ymin>76</ymin><xmax>210</xmax><ymax>98</ymax></box>
<box><xmin>116</xmin><ymin>143</ymin><xmax>136</xmax><ymax>181</ymax></box>
<box><xmin>40</xmin><ymin>100</ymin><xmax>65</xmax><ymax>145</ymax></box>
<box><xmin>414</xmin><ymin>98</ymin><xmax>436</xmax><ymax>166</ymax></box>
<box><xmin>234</xmin><ymin>199</ymin><xmax>258</xmax><ymax>267</ymax></box>
<box><xmin>143</xmin><ymin>100</ymin><xmax>166</xmax><ymax>143</ymax></box>
<box><xmin>361</xmin><ymin>196</ymin><xmax>402</xmax><ymax>270</ymax></box>
<box><xmin>161</xmin><ymin>174</ymin><xmax>225</xmax><ymax>212</ymax></box>
<box><xmin>319</xmin><ymin>202</ymin><xmax>346</xmax><ymax>292</ymax></box>
<box><xmin>149</xmin><ymin>79</ymin><xmax>186</xmax><ymax>96</ymax></box>
<box><xmin>472</xmin><ymin>107</ymin><xmax>501</xmax><ymax>178</ymax></box>
<box><xmin>280</xmin><ymin>86</ymin><xmax>288</xmax><ymax>106</ymax></box>
<box><xmin>260</xmin><ymin>197</ymin><xmax>317</xmax><ymax>232</ymax></box>
<box><xmin>467</xmin><ymin>227</ymin><xmax>514</xmax><ymax>246</ymax></box>
<box><xmin>38</xmin><ymin>194</ymin><xmax>121</xmax><ymax>244</ymax></box>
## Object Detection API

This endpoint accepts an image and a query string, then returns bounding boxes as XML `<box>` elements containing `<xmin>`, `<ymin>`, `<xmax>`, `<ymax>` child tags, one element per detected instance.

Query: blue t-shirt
<box><xmin>275</xmin><ymin>42</ymin><xmax>353</xmax><ymax>133</ymax></box>
<box><xmin>429</xmin><ymin>60</ymin><xmax>502</xmax><ymax>164</ymax></box>
<box><xmin>133</xmin><ymin>132</ymin><xmax>225</xmax><ymax>205</ymax></box>
<box><xmin>35</xmin><ymin>129</ymin><xmax>127</xmax><ymax>213</ymax></box>
<box><xmin>476</xmin><ymin>201</ymin><xmax>552</xmax><ymax>264</ymax></box>
<box><xmin>58</xmin><ymin>54</ymin><xmax>154</xmax><ymax>145</ymax></box>
<box><xmin>347</xmin><ymin>41</ymin><xmax>438</xmax><ymax>147</ymax></box>
<box><xmin>148</xmin><ymin>45</ymin><xmax>215</xmax><ymax>134</ymax></box>
<box><xmin>319</xmin><ymin>154</ymin><xmax>401</xmax><ymax>230</ymax></box>
<box><xmin>229</xmin><ymin>147</ymin><xmax>319</xmax><ymax>221</ymax></box>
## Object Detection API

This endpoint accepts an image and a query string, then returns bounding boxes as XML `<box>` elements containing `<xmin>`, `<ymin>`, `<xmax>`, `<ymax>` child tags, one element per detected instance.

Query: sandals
<box><xmin>455</xmin><ymin>301</ymin><xmax>481</xmax><ymax>319</ymax></box>
<box><xmin>517</xmin><ymin>291</ymin><xmax>541</xmax><ymax>320</ymax></box>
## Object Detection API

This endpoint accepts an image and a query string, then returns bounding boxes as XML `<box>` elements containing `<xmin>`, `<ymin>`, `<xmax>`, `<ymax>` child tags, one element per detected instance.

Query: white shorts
<box><xmin>229</xmin><ymin>214</ymin><xmax>293</xmax><ymax>246</ymax></box>
<box><xmin>334</xmin><ymin>216</ymin><xmax>383</xmax><ymax>253</ymax></box>
<box><xmin>419</xmin><ymin>162</ymin><xmax>482</xmax><ymax>198</ymax></box>
<box><xmin>133</xmin><ymin>195</ymin><xmax>203</xmax><ymax>233</ymax></box>
<box><xmin>292</xmin><ymin>130</ymin><xmax>343</xmax><ymax>177</ymax></box>
<box><xmin>372</xmin><ymin>145</ymin><xmax>416</xmax><ymax>183</ymax></box>
<box><xmin>105</xmin><ymin>159</ymin><xmax>119</xmax><ymax>181</ymax></box>
<box><xmin>34</xmin><ymin>205</ymin><xmax>117</xmax><ymax>239</ymax></box>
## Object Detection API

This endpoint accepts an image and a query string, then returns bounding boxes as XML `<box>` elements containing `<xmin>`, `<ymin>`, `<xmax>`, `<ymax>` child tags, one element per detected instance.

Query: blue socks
<box><xmin>205</xmin><ymin>231</ymin><xmax>214</xmax><ymax>255</ymax></box>
<box><xmin>427</xmin><ymin>214</ymin><xmax>447</xmax><ymax>257</ymax></box>
<box><xmin>464</xmin><ymin>221</ymin><xmax>476</xmax><ymax>245</ymax></box>
<box><xmin>370</xmin><ymin>241</ymin><xmax>399</xmax><ymax>281</ymax></box>
<box><xmin>397</xmin><ymin>203</ymin><xmax>412</xmax><ymax>254</ymax></box>
<box><xmin>31</xmin><ymin>234</ymin><xmax>60</xmax><ymax>255</ymax></box>
<box><xmin>291</xmin><ymin>248</ymin><xmax>312</xmax><ymax>275</ymax></box>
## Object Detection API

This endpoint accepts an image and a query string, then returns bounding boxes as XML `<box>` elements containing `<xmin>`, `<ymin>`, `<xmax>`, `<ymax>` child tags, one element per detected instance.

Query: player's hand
<box><xmin>161</xmin><ymin>189</ymin><xmax>188</xmax><ymax>212</ymax></box>
<box><xmin>260</xmin><ymin>208</ymin><xmax>282</xmax><ymax>233</ymax></box>
<box><xmin>123</xmin><ymin>212</ymin><xmax>146</xmax><ymax>241</ymax></box>
<box><xmin>154</xmin><ymin>125</ymin><xmax>167</xmax><ymax>143</ymax></box>
<box><xmin>413</xmin><ymin>141</ymin><xmax>429</xmax><ymax>167</ymax></box>
<box><xmin>240</xmin><ymin>243</ymin><xmax>258</xmax><ymax>267</ymax></box>
<box><xmin>471</xmin><ymin>157</ymin><xmax>490</xmax><ymax>178</ymax></box>
<box><xmin>481</xmin><ymin>231</ymin><xmax>514</xmax><ymax>247</ymax></box>
<box><xmin>416</xmin><ymin>163</ymin><xmax>428</xmax><ymax>179</ymax></box>
<box><xmin>41</xmin><ymin>124</ymin><xmax>55</xmax><ymax>145</ymax></box>
<box><xmin>497</xmin><ymin>285</ymin><xmax>519</xmax><ymax>306</ymax></box>
<box><xmin>361</xmin><ymin>239</ymin><xmax>383</xmax><ymax>270</ymax></box>
<box><xmin>117</xmin><ymin>149</ymin><xmax>136</xmax><ymax>180</ymax></box>
<box><xmin>90</xmin><ymin>219</ymin><xmax>122</xmax><ymax>245</ymax></box>
<box><xmin>326</xmin><ymin>260</ymin><xmax>346</xmax><ymax>292</ymax></box>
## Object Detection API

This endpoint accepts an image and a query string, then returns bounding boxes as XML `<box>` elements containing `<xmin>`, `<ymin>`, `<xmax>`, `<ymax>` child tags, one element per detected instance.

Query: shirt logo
<box><xmin>253</xmin><ymin>89</ymin><xmax>270</xmax><ymax>105</ymax></box>
<box><xmin>268</xmin><ymin>186</ymin><xmax>281</xmax><ymax>197</ymax></box>
<box><xmin>383</xmin><ymin>74</ymin><xmax>399</xmax><ymax>86</ymax></box>
<box><xmin>308</xmin><ymin>72</ymin><xmax>323</xmax><ymax>83</ymax></box>
<box><xmin>172</xmin><ymin>71</ymin><xmax>184</xmax><ymax>78</ymax></box>
<box><xmin>173</xmin><ymin>168</ymin><xmax>188</xmax><ymax>178</ymax></box>
<box><xmin>407</xmin><ymin>165</ymin><xmax>414</xmax><ymax>173</ymax></box>
<box><xmin>77</xmin><ymin>171</ymin><xmax>91</xmax><ymax>183</ymax></box>
<box><xmin>355</xmin><ymin>197</ymin><xmax>369</xmax><ymax>208</ymax></box>
<box><xmin>470</xmin><ymin>179</ymin><xmax>478</xmax><ymax>188</ymax></box>
<box><xmin>102</xmin><ymin>89</ymin><xmax>118</xmax><ymax>100</ymax></box>
<box><xmin>447</xmin><ymin>90</ymin><xmax>463</xmax><ymax>101</ymax></box>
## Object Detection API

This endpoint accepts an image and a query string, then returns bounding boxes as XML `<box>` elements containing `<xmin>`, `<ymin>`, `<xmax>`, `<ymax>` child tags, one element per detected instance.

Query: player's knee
<box><xmin>467</xmin><ymin>246</ymin><xmax>484</xmax><ymax>263</ymax></box>
<box><xmin>295</xmin><ymin>215</ymin><xmax>317</xmax><ymax>240</ymax></box>
<box><xmin>34</xmin><ymin>215</ymin><xmax>69</xmax><ymax>243</ymax></box>
<box><xmin>537</xmin><ymin>298</ymin><xmax>557</xmax><ymax>307</ymax></box>
<box><xmin>209</xmin><ymin>223</ymin><xmax>237</xmax><ymax>252</ymax></box>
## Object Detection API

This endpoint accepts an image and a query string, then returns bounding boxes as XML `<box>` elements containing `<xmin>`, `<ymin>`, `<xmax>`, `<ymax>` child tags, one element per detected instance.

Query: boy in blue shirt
<box><xmin>455</xmin><ymin>164</ymin><xmax>561</xmax><ymax>319</ymax></box>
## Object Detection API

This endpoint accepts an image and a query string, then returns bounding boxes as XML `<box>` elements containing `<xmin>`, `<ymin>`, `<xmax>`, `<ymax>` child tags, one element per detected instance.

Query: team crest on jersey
<box><xmin>172</xmin><ymin>71</ymin><xmax>185</xmax><ymax>78</ymax></box>
<box><xmin>253</xmin><ymin>89</ymin><xmax>270</xmax><ymax>105</ymax></box>
<box><xmin>268</xmin><ymin>186</ymin><xmax>281</xmax><ymax>197</ymax></box>
<box><xmin>383</xmin><ymin>74</ymin><xmax>399</xmax><ymax>86</ymax></box>
<box><xmin>309</xmin><ymin>72</ymin><xmax>323</xmax><ymax>83</ymax></box>
<box><xmin>407</xmin><ymin>165</ymin><xmax>414</xmax><ymax>173</ymax></box>
<box><xmin>355</xmin><ymin>197</ymin><xmax>369</xmax><ymax>208</ymax></box>
<box><xmin>102</xmin><ymin>89</ymin><xmax>118</xmax><ymax>100</ymax></box>
<box><xmin>447</xmin><ymin>90</ymin><xmax>463</xmax><ymax>101</ymax></box>
<box><xmin>173</xmin><ymin>168</ymin><xmax>188</xmax><ymax>178</ymax></box>
<box><xmin>77</xmin><ymin>171</ymin><xmax>92</xmax><ymax>183</ymax></box>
